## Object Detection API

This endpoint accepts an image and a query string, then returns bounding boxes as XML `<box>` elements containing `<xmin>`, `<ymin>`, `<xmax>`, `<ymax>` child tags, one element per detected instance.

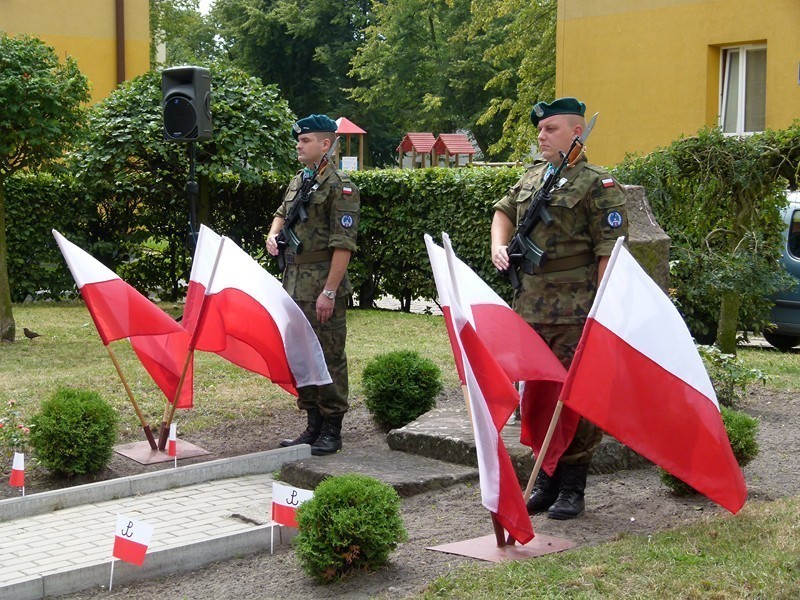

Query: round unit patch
<box><xmin>606</xmin><ymin>211</ymin><xmax>623</xmax><ymax>228</ymax></box>
<box><xmin>340</xmin><ymin>214</ymin><xmax>354</xmax><ymax>228</ymax></box>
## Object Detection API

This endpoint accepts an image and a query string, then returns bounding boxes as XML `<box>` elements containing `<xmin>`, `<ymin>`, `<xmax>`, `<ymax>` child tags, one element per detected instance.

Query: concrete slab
<box><xmin>279</xmin><ymin>447</ymin><xmax>478</xmax><ymax>497</ymax></box>
<box><xmin>0</xmin><ymin>446</ymin><xmax>311</xmax><ymax>523</ymax></box>
<box><xmin>387</xmin><ymin>404</ymin><xmax>651</xmax><ymax>482</ymax></box>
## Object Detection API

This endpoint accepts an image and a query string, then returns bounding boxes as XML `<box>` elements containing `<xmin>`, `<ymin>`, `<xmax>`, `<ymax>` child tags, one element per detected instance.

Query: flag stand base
<box><xmin>113</xmin><ymin>440</ymin><xmax>210</xmax><ymax>465</ymax></box>
<box><xmin>427</xmin><ymin>533</ymin><xmax>575</xmax><ymax>563</ymax></box>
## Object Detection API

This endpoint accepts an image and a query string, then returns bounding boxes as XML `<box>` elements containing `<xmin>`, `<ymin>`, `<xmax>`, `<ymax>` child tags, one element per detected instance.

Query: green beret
<box><xmin>530</xmin><ymin>97</ymin><xmax>586</xmax><ymax>127</ymax></box>
<box><xmin>292</xmin><ymin>114</ymin><xmax>337</xmax><ymax>139</ymax></box>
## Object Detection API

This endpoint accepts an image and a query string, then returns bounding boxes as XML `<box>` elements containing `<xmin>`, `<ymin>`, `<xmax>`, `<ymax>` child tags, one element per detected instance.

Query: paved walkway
<box><xmin>0</xmin><ymin>447</ymin><xmax>308</xmax><ymax>600</ymax></box>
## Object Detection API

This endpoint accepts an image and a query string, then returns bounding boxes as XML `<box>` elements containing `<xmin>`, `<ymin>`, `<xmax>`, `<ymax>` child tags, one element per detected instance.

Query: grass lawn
<box><xmin>422</xmin><ymin>497</ymin><xmax>800</xmax><ymax>598</ymax></box>
<box><xmin>0</xmin><ymin>303</ymin><xmax>459</xmax><ymax>439</ymax></box>
<box><xmin>4</xmin><ymin>303</ymin><xmax>800</xmax><ymax>598</ymax></box>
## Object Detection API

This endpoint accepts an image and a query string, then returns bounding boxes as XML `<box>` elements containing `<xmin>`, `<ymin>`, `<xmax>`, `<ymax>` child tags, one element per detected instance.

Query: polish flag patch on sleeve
<box><xmin>342</xmin><ymin>186</ymin><xmax>353</xmax><ymax>195</ymax></box>
<box><xmin>601</xmin><ymin>178</ymin><xmax>615</xmax><ymax>188</ymax></box>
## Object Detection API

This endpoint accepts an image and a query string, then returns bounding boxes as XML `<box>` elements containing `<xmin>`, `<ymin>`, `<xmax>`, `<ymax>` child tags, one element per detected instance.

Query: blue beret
<box><xmin>292</xmin><ymin>114</ymin><xmax>337</xmax><ymax>139</ymax></box>
<box><xmin>530</xmin><ymin>97</ymin><xmax>586</xmax><ymax>127</ymax></box>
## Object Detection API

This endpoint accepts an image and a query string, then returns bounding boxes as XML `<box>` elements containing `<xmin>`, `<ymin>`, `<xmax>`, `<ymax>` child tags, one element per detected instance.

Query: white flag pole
<box><xmin>441</xmin><ymin>233</ymin><xmax>474</xmax><ymax>425</ymax></box>
<box><xmin>109</xmin><ymin>560</ymin><xmax>115</xmax><ymax>591</ymax></box>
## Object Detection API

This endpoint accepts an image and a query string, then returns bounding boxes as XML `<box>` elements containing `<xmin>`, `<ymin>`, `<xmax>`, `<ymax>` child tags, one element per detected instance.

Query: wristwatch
<box><xmin>322</xmin><ymin>289</ymin><xmax>336</xmax><ymax>300</ymax></box>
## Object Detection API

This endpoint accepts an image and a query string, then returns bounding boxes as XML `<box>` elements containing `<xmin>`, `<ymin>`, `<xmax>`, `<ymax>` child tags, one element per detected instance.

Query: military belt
<box><xmin>524</xmin><ymin>252</ymin><xmax>595</xmax><ymax>275</ymax></box>
<box><xmin>285</xmin><ymin>250</ymin><xmax>332</xmax><ymax>265</ymax></box>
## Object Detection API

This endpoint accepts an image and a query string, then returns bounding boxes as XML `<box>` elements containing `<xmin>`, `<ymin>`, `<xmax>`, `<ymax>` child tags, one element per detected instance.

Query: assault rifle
<box><xmin>500</xmin><ymin>113</ymin><xmax>598</xmax><ymax>290</ymax></box>
<box><xmin>276</xmin><ymin>136</ymin><xmax>340</xmax><ymax>271</ymax></box>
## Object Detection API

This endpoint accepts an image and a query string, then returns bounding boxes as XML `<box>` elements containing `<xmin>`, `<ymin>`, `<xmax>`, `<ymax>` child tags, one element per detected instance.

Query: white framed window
<box><xmin>720</xmin><ymin>44</ymin><xmax>767</xmax><ymax>135</ymax></box>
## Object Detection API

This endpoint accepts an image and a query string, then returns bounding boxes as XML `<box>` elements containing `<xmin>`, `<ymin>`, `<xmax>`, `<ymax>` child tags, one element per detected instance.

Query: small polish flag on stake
<box><xmin>270</xmin><ymin>482</ymin><xmax>313</xmax><ymax>553</ymax></box>
<box><xmin>9</xmin><ymin>452</ymin><xmax>24</xmax><ymax>495</ymax></box>
<box><xmin>168</xmin><ymin>423</ymin><xmax>177</xmax><ymax>467</ymax></box>
<box><xmin>110</xmin><ymin>514</ymin><xmax>154</xmax><ymax>590</ymax></box>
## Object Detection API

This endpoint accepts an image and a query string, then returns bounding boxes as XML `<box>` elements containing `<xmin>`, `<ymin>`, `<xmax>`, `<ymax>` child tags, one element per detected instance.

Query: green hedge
<box><xmin>5</xmin><ymin>166</ymin><xmax>521</xmax><ymax>307</ymax></box>
<box><xmin>4</xmin><ymin>172</ymin><xmax>94</xmax><ymax>301</ymax></box>
<box><xmin>351</xmin><ymin>166</ymin><xmax>522</xmax><ymax>308</ymax></box>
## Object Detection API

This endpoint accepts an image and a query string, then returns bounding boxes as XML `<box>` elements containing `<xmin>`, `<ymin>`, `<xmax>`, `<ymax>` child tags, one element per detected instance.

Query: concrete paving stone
<box><xmin>387</xmin><ymin>403</ymin><xmax>652</xmax><ymax>480</ymax></box>
<box><xmin>0</xmin><ymin>449</ymin><xmax>310</xmax><ymax>600</ymax></box>
<box><xmin>280</xmin><ymin>446</ymin><xmax>479</xmax><ymax>497</ymax></box>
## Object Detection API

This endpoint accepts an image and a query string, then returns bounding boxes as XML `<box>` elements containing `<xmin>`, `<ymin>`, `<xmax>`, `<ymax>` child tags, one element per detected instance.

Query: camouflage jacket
<box><xmin>493</xmin><ymin>158</ymin><xmax>627</xmax><ymax>324</ymax></box>
<box><xmin>275</xmin><ymin>166</ymin><xmax>360</xmax><ymax>301</ymax></box>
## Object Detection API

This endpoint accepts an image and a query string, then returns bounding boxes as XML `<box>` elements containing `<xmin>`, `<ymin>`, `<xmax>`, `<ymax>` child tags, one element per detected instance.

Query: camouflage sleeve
<box><xmin>587</xmin><ymin>169</ymin><xmax>627</xmax><ymax>257</ymax></box>
<box><xmin>328</xmin><ymin>175</ymin><xmax>360</xmax><ymax>252</ymax></box>
<box><xmin>275</xmin><ymin>176</ymin><xmax>300</xmax><ymax>219</ymax></box>
<box><xmin>493</xmin><ymin>176</ymin><xmax>524</xmax><ymax>222</ymax></box>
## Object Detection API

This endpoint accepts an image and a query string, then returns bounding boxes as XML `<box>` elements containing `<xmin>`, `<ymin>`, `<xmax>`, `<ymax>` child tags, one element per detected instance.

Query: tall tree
<box><xmin>0</xmin><ymin>34</ymin><xmax>90</xmax><ymax>341</ymax></box>
<box><xmin>150</xmin><ymin>0</ymin><xmax>222</xmax><ymax>67</ymax></box>
<box><xmin>349</xmin><ymin>0</ymin><xmax>509</xmax><ymax>161</ymax></box>
<box><xmin>70</xmin><ymin>64</ymin><xmax>296</xmax><ymax>299</ymax></box>
<box><xmin>471</xmin><ymin>0</ymin><xmax>557</xmax><ymax>160</ymax></box>
<box><xmin>211</xmin><ymin>0</ymin><xmax>371</xmax><ymax>125</ymax></box>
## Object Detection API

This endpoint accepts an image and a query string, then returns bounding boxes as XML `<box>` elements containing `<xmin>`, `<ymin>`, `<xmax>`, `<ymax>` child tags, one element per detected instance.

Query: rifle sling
<box><xmin>285</xmin><ymin>249</ymin><xmax>332</xmax><ymax>265</ymax></box>
<box><xmin>527</xmin><ymin>252</ymin><xmax>594</xmax><ymax>275</ymax></box>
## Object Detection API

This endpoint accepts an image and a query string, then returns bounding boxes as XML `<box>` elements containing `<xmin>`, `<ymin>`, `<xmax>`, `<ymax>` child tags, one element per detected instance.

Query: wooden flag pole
<box><xmin>523</xmin><ymin>400</ymin><xmax>565</xmax><ymax>500</ymax></box>
<box><xmin>157</xmin><ymin>350</ymin><xmax>193</xmax><ymax>450</ymax></box>
<box><xmin>105</xmin><ymin>345</ymin><xmax>157</xmax><ymax>450</ymax></box>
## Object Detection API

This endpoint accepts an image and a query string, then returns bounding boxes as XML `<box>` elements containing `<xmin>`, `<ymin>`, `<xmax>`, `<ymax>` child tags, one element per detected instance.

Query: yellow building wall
<box><xmin>1</xmin><ymin>0</ymin><xmax>150</xmax><ymax>103</ymax></box>
<box><xmin>556</xmin><ymin>0</ymin><xmax>800</xmax><ymax>166</ymax></box>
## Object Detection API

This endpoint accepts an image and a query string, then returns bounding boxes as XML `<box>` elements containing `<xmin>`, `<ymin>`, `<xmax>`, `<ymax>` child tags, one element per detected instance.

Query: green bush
<box><xmin>29</xmin><ymin>388</ymin><xmax>118</xmax><ymax>477</ymax></box>
<box><xmin>362</xmin><ymin>350</ymin><xmax>443</xmax><ymax>430</ymax></box>
<box><xmin>294</xmin><ymin>474</ymin><xmax>407</xmax><ymax>583</ymax></box>
<box><xmin>0</xmin><ymin>399</ymin><xmax>31</xmax><ymax>465</ymax></box>
<box><xmin>660</xmin><ymin>405</ymin><xmax>759</xmax><ymax>496</ymax></box>
<box><xmin>697</xmin><ymin>344</ymin><xmax>767</xmax><ymax>408</ymax></box>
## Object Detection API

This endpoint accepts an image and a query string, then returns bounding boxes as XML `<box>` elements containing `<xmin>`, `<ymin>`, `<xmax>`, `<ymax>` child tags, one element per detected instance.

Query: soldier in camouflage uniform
<box><xmin>491</xmin><ymin>97</ymin><xmax>627</xmax><ymax>519</ymax></box>
<box><xmin>266</xmin><ymin>114</ymin><xmax>360</xmax><ymax>456</ymax></box>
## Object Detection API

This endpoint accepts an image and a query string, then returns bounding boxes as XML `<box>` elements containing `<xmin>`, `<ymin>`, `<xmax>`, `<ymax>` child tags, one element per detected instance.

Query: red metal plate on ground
<box><xmin>427</xmin><ymin>533</ymin><xmax>575</xmax><ymax>563</ymax></box>
<box><xmin>113</xmin><ymin>440</ymin><xmax>210</xmax><ymax>464</ymax></box>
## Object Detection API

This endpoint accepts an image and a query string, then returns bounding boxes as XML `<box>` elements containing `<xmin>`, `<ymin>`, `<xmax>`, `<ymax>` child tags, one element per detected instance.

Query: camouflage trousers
<box><xmin>294</xmin><ymin>297</ymin><xmax>349</xmax><ymax>418</ymax></box>
<box><xmin>531</xmin><ymin>322</ymin><xmax>603</xmax><ymax>466</ymax></box>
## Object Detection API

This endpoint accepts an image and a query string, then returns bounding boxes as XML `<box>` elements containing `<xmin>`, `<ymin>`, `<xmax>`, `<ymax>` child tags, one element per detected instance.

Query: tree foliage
<box><xmin>0</xmin><ymin>33</ymin><xmax>90</xmax><ymax>341</ymax></box>
<box><xmin>150</xmin><ymin>0</ymin><xmax>222</xmax><ymax>67</ymax></box>
<box><xmin>615</xmin><ymin>127</ymin><xmax>796</xmax><ymax>353</ymax></box>
<box><xmin>210</xmin><ymin>0</ymin><xmax>376</xmax><ymax>148</ymax></box>
<box><xmin>69</xmin><ymin>63</ymin><xmax>296</xmax><ymax>299</ymax></box>
<box><xmin>471</xmin><ymin>0</ymin><xmax>557</xmax><ymax>159</ymax></box>
<box><xmin>349</xmin><ymin>0</ymin><xmax>509</xmax><ymax>161</ymax></box>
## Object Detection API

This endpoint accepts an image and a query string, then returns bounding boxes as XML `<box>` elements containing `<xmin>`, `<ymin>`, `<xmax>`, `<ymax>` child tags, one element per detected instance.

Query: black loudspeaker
<box><xmin>162</xmin><ymin>66</ymin><xmax>212</xmax><ymax>142</ymax></box>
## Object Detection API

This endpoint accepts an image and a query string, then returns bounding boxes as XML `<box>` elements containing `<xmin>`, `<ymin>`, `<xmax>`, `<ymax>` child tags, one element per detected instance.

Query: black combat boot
<box><xmin>310</xmin><ymin>414</ymin><xmax>343</xmax><ymax>456</ymax></box>
<box><xmin>547</xmin><ymin>463</ymin><xmax>590</xmax><ymax>520</ymax></box>
<box><xmin>526</xmin><ymin>468</ymin><xmax>560</xmax><ymax>515</ymax></box>
<box><xmin>279</xmin><ymin>408</ymin><xmax>323</xmax><ymax>447</ymax></box>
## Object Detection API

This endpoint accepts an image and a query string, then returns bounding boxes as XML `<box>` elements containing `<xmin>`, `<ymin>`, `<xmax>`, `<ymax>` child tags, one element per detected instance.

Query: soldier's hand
<box><xmin>316</xmin><ymin>293</ymin><xmax>335</xmax><ymax>324</ymax></box>
<box><xmin>266</xmin><ymin>234</ymin><xmax>279</xmax><ymax>256</ymax></box>
<box><xmin>492</xmin><ymin>244</ymin><xmax>510</xmax><ymax>271</ymax></box>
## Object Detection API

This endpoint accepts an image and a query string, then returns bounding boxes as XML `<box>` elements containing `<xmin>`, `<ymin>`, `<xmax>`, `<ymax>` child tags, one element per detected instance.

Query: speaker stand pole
<box><xmin>187</xmin><ymin>141</ymin><xmax>199</xmax><ymax>249</ymax></box>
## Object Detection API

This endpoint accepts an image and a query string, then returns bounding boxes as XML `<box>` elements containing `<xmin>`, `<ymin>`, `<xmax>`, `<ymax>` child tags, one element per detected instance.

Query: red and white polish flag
<box><xmin>441</xmin><ymin>243</ymin><xmax>534</xmax><ymax>544</ymax></box>
<box><xmin>52</xmin><ymin>230</ymin><xmax>193</xmax><ymax>408</ymax></box>
<box><xmin>167</xmin><ymin>423</ymin><xmax>177</xmax><ymax>457</ymax></box>
<box><xmin>9</xmin><ymin>452</ymin><xmax>24</xmax><ymax>487</ymax></box>
<box><xmin>112</xmin><ymin>514</ymin><xmax>154</xmax><ymax>566</ymax></box>
<box><xmin>560</xmin><ymin>238</ymin><xmax>747</xmax><ymax>514</ymax></box>
<box><xmin>271</xmin><ymin>482</ymin><xmax>313</xmax><ymax>528</ymax></box>
<box><xmin>425</xmin><ymin>233</ymin><xmax>574</xmax><ymax>475</ymax></box>
<box><xmin>182</xmin><ymin>225</ymin><xmax>331</xmax><ymax>395</ymax></box>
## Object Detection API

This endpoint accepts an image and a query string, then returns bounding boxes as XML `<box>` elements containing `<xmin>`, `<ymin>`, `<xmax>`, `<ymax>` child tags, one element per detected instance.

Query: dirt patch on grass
<box><xmin>7</xmin><ymin>386</ymin><xmax>799</xmax><ymax>599</ymax></box>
